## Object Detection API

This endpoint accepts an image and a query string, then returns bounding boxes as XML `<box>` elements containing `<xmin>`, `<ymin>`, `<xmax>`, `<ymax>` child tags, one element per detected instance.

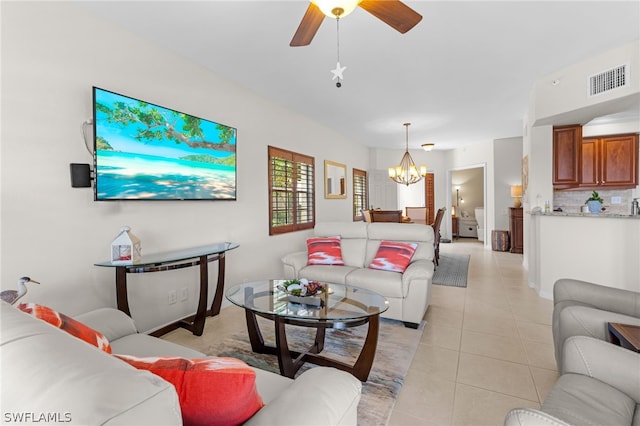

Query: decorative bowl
<box><xmin>279</xmin><ymin>279</ymin><xmax>325</xmax><ymax>306</ymax></box>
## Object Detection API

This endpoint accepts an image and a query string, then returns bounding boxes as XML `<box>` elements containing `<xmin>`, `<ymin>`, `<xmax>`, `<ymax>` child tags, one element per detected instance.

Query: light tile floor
<box><xmin>388</xmin><ymin>239</ymin><xmax>558</xmax><ymax>426</ymax></box>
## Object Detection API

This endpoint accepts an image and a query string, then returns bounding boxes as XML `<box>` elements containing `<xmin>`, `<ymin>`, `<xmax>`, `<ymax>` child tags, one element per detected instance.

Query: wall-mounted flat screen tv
<box><xmin>93</xmin><ymin>87</ymin><xmax>236</xmax><ymax>201</ymax></box>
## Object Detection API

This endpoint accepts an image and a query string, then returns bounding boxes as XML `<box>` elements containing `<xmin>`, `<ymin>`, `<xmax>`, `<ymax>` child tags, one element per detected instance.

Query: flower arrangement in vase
<box><xmin>585</xmin><ymin>190</ymin><xmax>604</xmax><ymax>214</ymax></box>
<box><xmin>279</xmin><ymin>279</ymin><xmax>325</xmax><ymax>306</ymax></box>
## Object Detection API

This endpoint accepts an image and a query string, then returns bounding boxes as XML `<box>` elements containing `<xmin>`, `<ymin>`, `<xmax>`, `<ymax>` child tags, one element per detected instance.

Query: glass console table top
<box><xmin>94</xmin><ymin>242</ymin><xmax>239</xmax><ymax>337</ymax></box>
<box><xmin>226</xmin><ymin>279</ymin><xmax>389</xmax><ymax>322</ymax></box>
<box><xmin>95</xmin><ymin>242</ymin><xmax>239</xmax><ymax>267</ymax></box>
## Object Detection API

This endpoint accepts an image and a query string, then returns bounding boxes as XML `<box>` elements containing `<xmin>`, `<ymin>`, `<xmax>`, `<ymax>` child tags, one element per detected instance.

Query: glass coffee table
<box><xmin>226</xmin><ymin>279</ymin><xmax>389</xmax><ymax>381</ymax></box>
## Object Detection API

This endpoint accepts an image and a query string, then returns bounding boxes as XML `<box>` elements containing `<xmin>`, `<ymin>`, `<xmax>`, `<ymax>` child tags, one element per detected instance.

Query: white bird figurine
<box><xmin>0</xmin><ymin>277</ymin><xmax>40</xmax><ymax>305</ymax></box>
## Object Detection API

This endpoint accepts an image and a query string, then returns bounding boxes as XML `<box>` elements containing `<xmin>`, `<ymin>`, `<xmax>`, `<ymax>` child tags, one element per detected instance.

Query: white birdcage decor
<box><xmin>110</xmin><ymin>226</ymin><xmax>142</xmax><ymax>265</ymax></box>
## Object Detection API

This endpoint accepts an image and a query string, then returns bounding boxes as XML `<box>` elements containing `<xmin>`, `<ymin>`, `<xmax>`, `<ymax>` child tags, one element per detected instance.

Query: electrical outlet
<box><xmin>180</xmin><ymin>287</ymin><xmax>188</xmax><ymax>302</ymax></box>
<box><xmin>168</xmin><ymin>290</ymin><xmax>177</xmax><ymax>305</ymax></box>
<box><xmin>611</xmin><ymin>196</ymin><xmax>622</xmax><ymax>204</ymax></box>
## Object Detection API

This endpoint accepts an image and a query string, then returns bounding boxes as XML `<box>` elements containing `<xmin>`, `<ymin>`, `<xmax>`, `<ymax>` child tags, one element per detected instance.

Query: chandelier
<box><xmin>388</xmin><ymin>123</ymin><xmax>427</xmax><ymax>186</ymax></box>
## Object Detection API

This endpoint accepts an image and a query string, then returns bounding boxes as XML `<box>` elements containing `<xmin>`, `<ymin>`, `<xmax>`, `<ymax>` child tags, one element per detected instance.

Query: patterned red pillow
<box><xmin>115</xmin><ymin>355</ymin><xmax>264</xmax><ymax>426</ymax></box>
<box><xmin>369</xmin><ymin>241</ymin><xmax>418</xmax><ymax>273</ymax></box>
<box><xmin>307</xmin><ymin>236</ymin><xmax>345</xmax><ymax>265</ymax></box>
<box><xmin>17</xmin><ymin>303</ymin><xmax>112</xmax><ymax>353</ymax></box>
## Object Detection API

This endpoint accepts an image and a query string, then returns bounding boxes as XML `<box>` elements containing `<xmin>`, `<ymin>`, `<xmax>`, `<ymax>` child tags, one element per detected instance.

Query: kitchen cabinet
<box><xmin>553</xmin><ymin>125</ymin><xmax>582</xmax><ymax>189</ymax></box>
<box><xmin>580</xmin><ymin>134</ymin><xmax>638</xmax><ymax>189</ymax></box>
<box><xmin>553</xmin><ymin>125</ymin><xmax>639</xmax><ymax>190</ymax></box>
<box><xmin>509</xmin><ymin>208</ymin><xmax>523</xmax><ymax>254</ymax></box>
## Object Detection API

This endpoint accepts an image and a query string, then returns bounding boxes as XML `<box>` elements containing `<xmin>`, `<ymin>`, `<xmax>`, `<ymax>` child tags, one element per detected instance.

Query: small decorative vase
<box><xmin>587</xmin><ymin>200</ymin><xmax>602</xmax><ymax>214</ymax></box>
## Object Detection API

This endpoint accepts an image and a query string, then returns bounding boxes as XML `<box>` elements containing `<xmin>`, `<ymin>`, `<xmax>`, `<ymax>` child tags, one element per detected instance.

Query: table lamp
<box><xmin>510</xmin><ymin>185</ymin><xmax>523</xmax><ymax>208</ymax></box>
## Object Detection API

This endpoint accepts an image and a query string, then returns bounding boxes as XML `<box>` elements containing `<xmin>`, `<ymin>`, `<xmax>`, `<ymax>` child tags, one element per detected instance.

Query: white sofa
<box><xmin>282</xmin><ymin>222</ymin><xmax>434</xmax><ymax>328</ymax></box>
<box><xmin>0</xmin><ymin>301</ymin><xmax>362</xmax><ymax>425</ymax></box>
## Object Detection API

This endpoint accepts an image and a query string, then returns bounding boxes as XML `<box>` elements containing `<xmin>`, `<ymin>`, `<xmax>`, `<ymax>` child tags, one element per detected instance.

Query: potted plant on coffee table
<box><xmin>585</xmin><ymin>190</ymin><xmax>604</xmax><ymax>214</ymax></box>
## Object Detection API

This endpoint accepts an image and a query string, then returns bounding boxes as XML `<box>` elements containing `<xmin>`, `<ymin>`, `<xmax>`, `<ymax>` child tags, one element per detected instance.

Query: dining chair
<box><xmin>360</xmin><ymin>209</ymin><xmax>372</xmax><ymax>223</ymax></box>
<box><xmin>431</xmin><ymin>207</ymin><xmax>446</xmax><ymax>266</ymax></box>
<box><xmin>405</xmin><ymin>206</ymin><xmax>428</xmax><ymax>224</ymax></box>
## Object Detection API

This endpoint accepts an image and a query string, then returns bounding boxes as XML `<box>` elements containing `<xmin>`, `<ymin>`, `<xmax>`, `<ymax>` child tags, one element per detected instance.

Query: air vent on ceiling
<box><xmin>588</xmin><ymin>64</ymin><xmax>627</xmax><ymax>96</ymax></box>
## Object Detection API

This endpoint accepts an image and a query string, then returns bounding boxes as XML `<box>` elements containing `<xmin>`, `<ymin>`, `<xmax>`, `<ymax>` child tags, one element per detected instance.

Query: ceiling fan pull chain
<box><xmin>330</xmin><ymin>16</ymin><xmax>346</xmax><ymax>87</ymax></box>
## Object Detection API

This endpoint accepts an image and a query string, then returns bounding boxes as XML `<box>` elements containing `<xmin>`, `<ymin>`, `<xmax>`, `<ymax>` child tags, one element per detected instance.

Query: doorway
<box><xmin>448</xmin><ymin>165</ymin><xmax>486</xmax><ymax>243</ymax></box>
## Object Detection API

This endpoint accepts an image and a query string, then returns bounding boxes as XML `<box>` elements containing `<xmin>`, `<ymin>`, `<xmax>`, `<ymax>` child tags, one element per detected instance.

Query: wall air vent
<box><xmin>588</xmin><ymin>64</ymin><xmax>627</xmax><ymax>96</ymax></box>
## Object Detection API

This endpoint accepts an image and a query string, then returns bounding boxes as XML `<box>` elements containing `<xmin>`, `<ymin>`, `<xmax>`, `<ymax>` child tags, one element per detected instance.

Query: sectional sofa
<box><xmin>1</xmin><ymin>301</ymin><xmax>362</xmax><ymax>425</ymax></box>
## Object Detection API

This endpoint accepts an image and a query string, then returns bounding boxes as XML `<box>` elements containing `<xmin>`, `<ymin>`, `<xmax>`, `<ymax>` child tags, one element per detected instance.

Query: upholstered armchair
<box><xmin>552</xmin><ymin>278</ymin><xmax>640</xmax><ymax>371</ymax></box>
<box><xmin>505</xmin><ymin>335</ymin><xmax>640</xmax><ymax>426</ymax></box>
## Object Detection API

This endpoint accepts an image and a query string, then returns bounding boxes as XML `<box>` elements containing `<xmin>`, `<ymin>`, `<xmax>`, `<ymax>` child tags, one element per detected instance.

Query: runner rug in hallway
<box><xmin>165</xmin><ymin>310</ymin><xmax>424</xmax><ymax>426</ymax></box>
<box><xmin>433</xmin><ymin>253</ymin><xmax>470</xmax><ymax>287</ymax></box>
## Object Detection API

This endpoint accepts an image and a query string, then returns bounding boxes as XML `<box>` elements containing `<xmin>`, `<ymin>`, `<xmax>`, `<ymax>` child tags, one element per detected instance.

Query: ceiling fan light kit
<box><xmin>291</xmin><ymin>1</ymin><xmax>422</xmax><ymax>87</ymax></box>
<box><xmin>389</xmin><ymin>123</ymin><xmax>427</xmax><ymax>186</ymax></box>
<box><xmin>312</xmin><ymin>0</ymin><xmax>360</xmax><ymax>19</ymax></box>
<box><xmin>290</xmin><ymin>1</ymin><xmax>423</xmax><ymax>46</ymax></box>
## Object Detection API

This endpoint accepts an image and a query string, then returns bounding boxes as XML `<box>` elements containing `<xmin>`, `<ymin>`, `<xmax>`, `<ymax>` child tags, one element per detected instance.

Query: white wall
<box><xmin>532</xmin><ymin>215</ymin><xmax>640</xmax><ymax>298</ymax></box>
<box><xmin>493</xmin><ymin>138</ymin><xmax>523</xmax><ymax>230</ymax></box>
<box><xmin>1</xmin><ymin>2</ymin><xmax>369</xmax><ymax>332</ymax></box>
<box><xmin>530</xmin><ymin>41</ymin><xmax>639</xmax><ymax>126</ymax></box>
<box><xmin>397</xmin><ymin>179</ymin><xmax>425</xmax><ymax>213</ymax></box>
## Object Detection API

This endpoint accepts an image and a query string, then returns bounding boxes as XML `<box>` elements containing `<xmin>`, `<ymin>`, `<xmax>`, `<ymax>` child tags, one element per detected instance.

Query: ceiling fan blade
<box><xmin>359</xmin><ymin>0</ymin><xmax>422</xmax><ymax>34</ymax></box>
<box><xmin>290</xmin><ymin>3</ymin><xmax>325</xmax><ymax>47</ymax></box>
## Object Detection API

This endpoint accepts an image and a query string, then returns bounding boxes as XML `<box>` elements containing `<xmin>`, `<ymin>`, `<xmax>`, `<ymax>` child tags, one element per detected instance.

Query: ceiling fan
<box><xmin>290</xmin><ymin>0</ymin><xmax>422</xmax><ymax>47</ymax></box>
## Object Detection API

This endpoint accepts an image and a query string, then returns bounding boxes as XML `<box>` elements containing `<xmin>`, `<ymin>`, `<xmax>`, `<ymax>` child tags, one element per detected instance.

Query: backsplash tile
<box><xmin>553</xmin><ymin>189</ymin><xmax>633</xmax><ymax>215</ymax></box>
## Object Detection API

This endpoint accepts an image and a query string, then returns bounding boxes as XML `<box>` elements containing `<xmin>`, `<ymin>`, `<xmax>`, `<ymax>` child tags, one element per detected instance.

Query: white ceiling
<box><xmin>80</xmin><ymin>1</ymin><xmax>640</xmax><ymax>151</ymax></box>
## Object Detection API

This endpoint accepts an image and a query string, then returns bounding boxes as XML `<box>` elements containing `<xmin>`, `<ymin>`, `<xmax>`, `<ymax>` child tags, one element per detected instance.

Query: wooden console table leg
<box><xmin>115</xmin><ymin>266</ymin><xmax>131</xmax><ymax>316</ymax></box>
<box><xmin>190</xmin><ymin>255</ymin><xmax>209</xmax><ymax>336</ymax></box>
<box><xmin>209</xmin><ymin>253</ymin><xmax>226</xmax><ymax>316</ymax></box>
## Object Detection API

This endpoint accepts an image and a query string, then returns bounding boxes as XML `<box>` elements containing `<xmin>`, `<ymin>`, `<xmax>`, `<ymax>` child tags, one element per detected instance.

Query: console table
<box><xmin>95</xmin><ymin>242</ymin><xmax>239</xmax><ymax>337</ymax></box>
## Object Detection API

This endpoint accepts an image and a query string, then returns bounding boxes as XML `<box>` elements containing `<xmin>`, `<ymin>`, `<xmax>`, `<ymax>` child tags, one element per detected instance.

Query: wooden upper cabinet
<box><xmin>554</xmin><ymin>125</ymin><xmax>639</xmax><ymax>190</ymax></box>
<box><xmin>599</xmin><ymin>134</ymin><xmax>638</xmax><ymax>188</ymax></box>
<box><xmin>580</xmin><ymin>137</ymin><xmax>599</xmax><ymax>187</ymax></box>
<box><xmin>553</xmin><ymin>125</ymin><xmax>582</xmax><ymax>189</ymax></box>
<box><xmin>581</xmin><ymin>134</ymin><xmax>638</xmax><ymax>188</ymax></box>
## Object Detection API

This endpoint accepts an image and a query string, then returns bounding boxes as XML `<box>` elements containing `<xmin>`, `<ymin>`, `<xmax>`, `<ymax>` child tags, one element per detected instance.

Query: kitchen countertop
<box><xmin>529</xmin><ymin>211</ymin><xmax>640</xmax><ymax>219</ymax></box>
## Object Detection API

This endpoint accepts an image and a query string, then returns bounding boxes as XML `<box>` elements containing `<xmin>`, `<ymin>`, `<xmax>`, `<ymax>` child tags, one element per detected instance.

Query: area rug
<box><xmin>433</xmin><ymin>253</ymin><xmax>470</xmax><ymax>287</ymax></box>
<box><xmin>162</xmin><ymin>309</ymin><xmax>424</xmax><ymax>426</ymax></box>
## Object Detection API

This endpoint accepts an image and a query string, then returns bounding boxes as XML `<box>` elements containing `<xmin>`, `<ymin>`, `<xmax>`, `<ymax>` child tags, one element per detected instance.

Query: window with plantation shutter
<box><xmin>352</xmin><ymin>168</ymin><xmax>368</xmax><ymax>221</ymax></box>
<box><xmin>268</xmin><ymin>146</ymin><xmax>315</xmax><ymax>235</ymax></box>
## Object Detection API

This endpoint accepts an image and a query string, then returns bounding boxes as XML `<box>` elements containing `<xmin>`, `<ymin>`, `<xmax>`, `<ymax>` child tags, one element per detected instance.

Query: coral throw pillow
<box><xmin>17</xmin><ymin>302</ymin><xmax>112</xmax><ymax>353</ymax></box>
<box><xmin>115</xmin><ymin>355</ymin><xmax>264</xmax><ymax>426</ymax></box>
<box><xmin>307</xmin><ymin>236</ymin><xmax>345</xmax><ymax>265</ymax></box>
<box><xmin>369</xmin><ymin>241</ymin><xmax>418</xmax><ymax>273</ymax></box>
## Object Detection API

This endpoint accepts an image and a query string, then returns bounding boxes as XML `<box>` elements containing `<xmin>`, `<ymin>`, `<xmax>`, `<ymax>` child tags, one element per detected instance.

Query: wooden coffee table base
<box><xmin>245</xmin><ymin>310</ymin><xmax>380</xmax><ymax>382</ymax></box>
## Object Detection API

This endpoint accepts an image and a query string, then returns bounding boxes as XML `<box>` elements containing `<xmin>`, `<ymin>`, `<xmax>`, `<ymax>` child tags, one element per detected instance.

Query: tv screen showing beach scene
<box><xmin>93</xmin><ymin>87</ymin><xmax>236</xmax><ymax>201</ymax></box>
